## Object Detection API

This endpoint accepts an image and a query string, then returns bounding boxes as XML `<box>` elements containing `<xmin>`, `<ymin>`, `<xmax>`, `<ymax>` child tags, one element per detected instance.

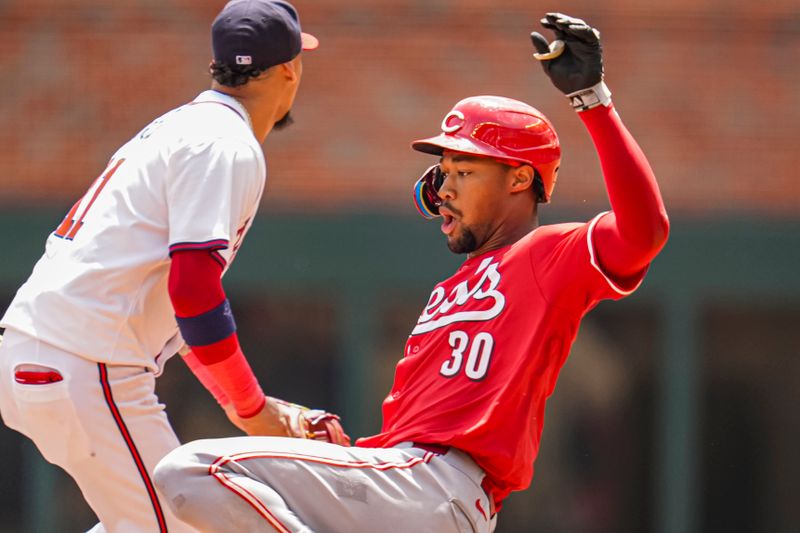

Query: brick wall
<box><xmin>0</xmin><ymin>0</ymin><xmax>797</xmax><ymax>215</ymax></box>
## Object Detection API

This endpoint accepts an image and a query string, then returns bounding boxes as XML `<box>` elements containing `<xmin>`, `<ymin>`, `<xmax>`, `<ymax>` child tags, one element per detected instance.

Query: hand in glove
<box><xmin>530</xmin><ymin>13</ymin><xmax>611</xmax><ymax>111</ymax></box>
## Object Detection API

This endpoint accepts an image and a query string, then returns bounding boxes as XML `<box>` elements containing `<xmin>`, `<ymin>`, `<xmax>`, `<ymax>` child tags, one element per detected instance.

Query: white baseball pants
<box><xmin>0</xmin><ymin>329</ymin><xmax>197</xmax><ymax>533</ymax></box>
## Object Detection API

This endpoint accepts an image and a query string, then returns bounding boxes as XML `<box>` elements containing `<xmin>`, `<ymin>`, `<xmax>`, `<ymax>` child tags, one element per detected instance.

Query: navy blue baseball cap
<box><xmin>212</xmin><ymin>0</ymin><xmax>318</xmax><ymax>70</ymax></box>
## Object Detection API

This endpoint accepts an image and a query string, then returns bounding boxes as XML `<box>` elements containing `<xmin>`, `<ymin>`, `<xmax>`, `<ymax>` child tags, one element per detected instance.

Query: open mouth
<box><xmin>441</xmin><ymin>214</ymin><xmax>456</xmax><ymax>235</ymax></box>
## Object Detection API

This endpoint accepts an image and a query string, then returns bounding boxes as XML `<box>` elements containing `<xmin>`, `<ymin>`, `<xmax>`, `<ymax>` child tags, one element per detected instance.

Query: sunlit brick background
<box><xmin>1</xmin><ymin>0</ymin><xmax>797</xmax><ymax>214</ymax></box>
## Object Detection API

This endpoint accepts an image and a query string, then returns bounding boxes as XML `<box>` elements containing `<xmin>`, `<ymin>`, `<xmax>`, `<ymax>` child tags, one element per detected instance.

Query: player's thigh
<box><xmin>0</xmin><ymin>331</ymin><xmax>94</xmax><ymax>465</ymax></box>
<box><xmin>64</xmin><ymin>362</ymin><xmax>179</xmax><ymax>488</ymax></box>
<box><xmin>63</xmin><ymin>361</ymin><xmax>184</xmax><ymax>530</ymax></box>
<box><xmin>70</xmin><ymin>405</ymin><xmax>188</xmax><ymax>532</ymax></box>
<box><xmin>165</xmin><ymin>437</ymin><xmax>482</xmax><ymax>533</ymax></box>
<box><xmin>5</xmin><ymin>339</ymin><xmax>177</xmax><ymax>469</ymax></box>
<box><xmin>1</xmin><ymin>332</ymin><xmax>192</xmax><ymax>531</ymax></box>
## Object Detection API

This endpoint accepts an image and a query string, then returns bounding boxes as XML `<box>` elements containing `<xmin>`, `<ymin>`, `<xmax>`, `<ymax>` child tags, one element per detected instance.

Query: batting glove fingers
<box><xmin>531</xmin><ymin>12</ymin><xmax>609</xmax><ymax>109</ymax></box>
<box><xmin>540</xmin><ymin>13</ymin><xmax>599</xmax><ymax>43</ymax></box>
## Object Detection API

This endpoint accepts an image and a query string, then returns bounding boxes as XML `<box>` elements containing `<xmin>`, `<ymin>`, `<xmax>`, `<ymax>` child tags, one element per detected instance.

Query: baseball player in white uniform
<box><xmin>0</xmin><ymin>2</ymin><xmax>349</xmax><ymax>532</ymax></box>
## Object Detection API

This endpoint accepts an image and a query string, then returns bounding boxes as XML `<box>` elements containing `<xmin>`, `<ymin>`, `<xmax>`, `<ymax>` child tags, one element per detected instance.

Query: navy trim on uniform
<box><xmin>210</xmin><ymin>249</ymin><xmax>227</xmax><ymax>268</ymax></box>
<box><xmin>98</xmin><ymin>364</ymin><xmax>169</xmax><ymax>533</ymax></box>
<box><xmin>168</xmin><ymin>239</ymin><xmax>229</xmax><ymax>256</ymax></box>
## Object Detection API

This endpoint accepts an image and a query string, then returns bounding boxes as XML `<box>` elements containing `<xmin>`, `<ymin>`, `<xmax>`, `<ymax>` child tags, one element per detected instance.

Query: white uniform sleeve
<box><xmin>165</xmin><ymin>138</ymin><xmax>263</xmax><ymax>264</ymax></box>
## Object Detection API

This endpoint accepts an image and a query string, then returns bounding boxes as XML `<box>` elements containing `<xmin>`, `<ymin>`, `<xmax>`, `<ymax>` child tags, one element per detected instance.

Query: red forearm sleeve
<box><xmin>580</xmin><ymin>104</ymin><xmax>670</xmax><ymax>279</ymax></box>
<box><xmin>181</xmin><ymin>349</ymin><xmax>230</xmax><ymax>406</ymax></box>
<box><xmin>169</xmin><ymin>250</ymin><xmax>265</xmax><ymax>417</ymax></box>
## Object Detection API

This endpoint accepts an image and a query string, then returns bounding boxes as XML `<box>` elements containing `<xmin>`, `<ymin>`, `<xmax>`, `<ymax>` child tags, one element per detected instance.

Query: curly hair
<box><xmin>209</xmin><ymin>61</ymin><xmax>267</xmax><ymax>88</ymax></box>
<box><xmin>532</xmin><ymin>170</ymin><xmax>547</xmax><ymax>204</ymax></box>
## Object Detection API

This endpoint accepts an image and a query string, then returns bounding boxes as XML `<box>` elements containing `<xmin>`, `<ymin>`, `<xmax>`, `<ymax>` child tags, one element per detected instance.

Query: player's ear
<box><xmin>279</xmin><ymin>60</ymin><xmax>299</xmax><ymax>82</ymax></box>
<box><xmin>509</xmin><ymin>165</ymin><xmax>534</xmax><ymax>193</ymax></box>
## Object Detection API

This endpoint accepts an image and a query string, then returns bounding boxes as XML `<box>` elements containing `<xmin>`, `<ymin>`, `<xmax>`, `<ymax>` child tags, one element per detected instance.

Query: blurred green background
<box><xmin>1</xmin><ymin>1</ymin><xmax>798</xmax><ymax>532</ymax></box>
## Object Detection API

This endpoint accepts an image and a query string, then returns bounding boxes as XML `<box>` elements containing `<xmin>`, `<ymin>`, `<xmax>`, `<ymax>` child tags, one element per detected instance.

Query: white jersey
<box><xmin>1</xmin><ymin>90</ymin><xmax>265</xmax><ymax>372</ymax></box>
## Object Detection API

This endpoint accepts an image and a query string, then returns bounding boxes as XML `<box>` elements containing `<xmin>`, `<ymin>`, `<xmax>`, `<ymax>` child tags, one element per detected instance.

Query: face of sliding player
<box><xmin>411</xmin><ymin>95</ymin><xmax>561</xmax><ymax>257</ymax></box>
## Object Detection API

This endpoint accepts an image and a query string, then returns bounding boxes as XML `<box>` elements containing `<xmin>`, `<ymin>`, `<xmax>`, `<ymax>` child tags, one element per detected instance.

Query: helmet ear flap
<box><xmin>413</xmin><ymin>165</ymin><xmax>443</xmax><ymax>219</ymax></box>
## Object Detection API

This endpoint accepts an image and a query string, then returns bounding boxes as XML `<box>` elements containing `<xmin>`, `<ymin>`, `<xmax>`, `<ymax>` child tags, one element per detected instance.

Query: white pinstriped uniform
<box><xmin>0</xmin><ymin>90</ymin><xmax>264</xmax><ymax>533</ymax></box>
<box><xmin>1</xmin><ymin>90</ymin><xmax>264</xmax><ymax>373</ymax></box>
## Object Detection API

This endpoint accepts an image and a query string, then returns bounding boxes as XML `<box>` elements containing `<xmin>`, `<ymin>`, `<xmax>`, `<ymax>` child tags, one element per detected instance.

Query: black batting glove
<box><xmin>530</xmin><ymin>13</ymin><xmax>611</xmax><ymax>111</ymax></box>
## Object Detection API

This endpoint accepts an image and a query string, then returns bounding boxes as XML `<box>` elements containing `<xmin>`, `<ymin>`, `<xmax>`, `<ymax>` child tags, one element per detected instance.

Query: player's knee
<box><xmin>153</xmin><ymin>448</ymin><xmax>185</xmax><ymax>496</ymax></box>
<box><xmin>154</xmin><ymin>442</ymin><xmax>210</xmax><ymax>512</ymax></box>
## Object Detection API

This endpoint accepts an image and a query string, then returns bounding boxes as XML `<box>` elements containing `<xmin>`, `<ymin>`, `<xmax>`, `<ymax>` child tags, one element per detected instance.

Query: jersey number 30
<box><xmin>440</xmin><ymin>330</ymin><xmax>494</xmax><ymax>381</ymax></box>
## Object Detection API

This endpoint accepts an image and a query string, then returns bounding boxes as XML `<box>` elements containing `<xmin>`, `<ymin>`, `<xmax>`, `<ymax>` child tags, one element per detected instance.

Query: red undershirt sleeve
<box><xmin>579</xmin><ymin>104</ymin><xmax>670</xmax><ymax>280</ymax></box>
<box><xmin>168</xmin><ymin>248</ymin><xmax>226</xmax><ymax>315</ymax></box>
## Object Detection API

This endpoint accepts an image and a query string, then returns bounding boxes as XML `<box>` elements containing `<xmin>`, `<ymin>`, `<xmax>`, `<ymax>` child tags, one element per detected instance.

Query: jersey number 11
<box><xmin>54</xmin><ymin>158</ymin><xmax>125</xmax><ymax>240</ymax></box>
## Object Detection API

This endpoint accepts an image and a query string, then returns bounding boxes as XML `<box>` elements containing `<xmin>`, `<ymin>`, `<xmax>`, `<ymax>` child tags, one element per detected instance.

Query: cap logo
<box><xmin>235</xmin><ymin>55</ymin><xmax>253</xmax><ymax>65</ymax></box>
<box><xmin>441</xmin><ymin>110</ymin><xmax>465</xmax><ymax>133</ymax></box>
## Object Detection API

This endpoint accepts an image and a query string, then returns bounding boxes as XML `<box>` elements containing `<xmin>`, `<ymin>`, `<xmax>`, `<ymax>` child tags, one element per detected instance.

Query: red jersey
<box><xmin>357</xmin><ymin>213</ymin><xmax>647</xmax><ymax>505</ymax></box>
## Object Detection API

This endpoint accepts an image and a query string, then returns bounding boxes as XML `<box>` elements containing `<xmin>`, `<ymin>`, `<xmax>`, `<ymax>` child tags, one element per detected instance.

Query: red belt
<box><xmin>412</xmin><ymin>442</ymin><xmax>450</xmax><ymax>455</ymax></box>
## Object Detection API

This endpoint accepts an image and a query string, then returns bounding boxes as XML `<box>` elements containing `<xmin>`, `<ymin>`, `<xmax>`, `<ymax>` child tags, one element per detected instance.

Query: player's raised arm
<box><xmin>531</xmin><ymin>13</ymin><xmax>669</xmax><ymax>279</ymax></box>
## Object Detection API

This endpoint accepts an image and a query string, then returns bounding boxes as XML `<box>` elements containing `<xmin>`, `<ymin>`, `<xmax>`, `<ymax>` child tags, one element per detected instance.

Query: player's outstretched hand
<box><xmin>226</xmin><ymin>396</ymin><xmax>351</xmax><ymax>445</ymax></box>
<box><xmin>530</xmin><ymin>13</ymin><xmax>604</xmax><ymax>95</ymax></box>
<box><xmin>224</xmin><ymin>396</ymin><xmax>297</xmax><ymax>437</ymax></box>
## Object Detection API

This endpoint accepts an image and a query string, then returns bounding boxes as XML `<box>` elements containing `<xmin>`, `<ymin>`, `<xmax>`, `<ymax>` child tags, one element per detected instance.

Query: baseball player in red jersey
<box><xmin>0</xmin><ymin>2</ymin><xmax>346</xmax><ymax>532</ymax></box>
<box><xmin>153</xmin><ymin>12</ymin><xmax>669</xmax><ymax>532</ymax></box>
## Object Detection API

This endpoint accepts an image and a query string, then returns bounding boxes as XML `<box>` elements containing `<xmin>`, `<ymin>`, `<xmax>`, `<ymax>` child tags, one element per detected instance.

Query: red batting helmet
<box><xmin>411</xmin><ymin>95</ymin><xmax>561</xmax><ymax>219</ymax></box>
